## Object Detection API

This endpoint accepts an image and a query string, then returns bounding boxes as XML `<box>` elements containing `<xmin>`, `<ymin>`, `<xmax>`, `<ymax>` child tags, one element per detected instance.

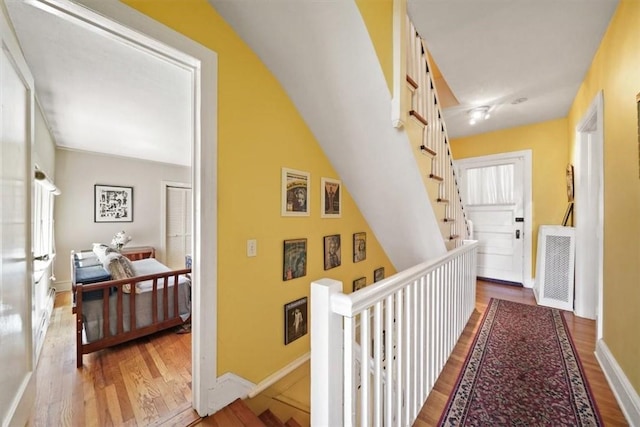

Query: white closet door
<box><xmin>165</xmin><ymin>186</ymin><xmax>192</xmax><ymax>269</ymax></box>
<box><xmin>1</xmin><ymin>6</ymin><xmax>36</xmax><ymax>424</ymax></box>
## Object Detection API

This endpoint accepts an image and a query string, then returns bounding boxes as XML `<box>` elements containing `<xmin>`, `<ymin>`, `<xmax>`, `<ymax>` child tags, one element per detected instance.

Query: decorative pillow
<box><xmin>92</xmin><ymin>243</ymin><xmax>116</xmax><ymax>264</ymax></box>
<box><xmin>103</xmin><ymin>252</ymin><xmax>139</xmax><ymax>293</ymax></box>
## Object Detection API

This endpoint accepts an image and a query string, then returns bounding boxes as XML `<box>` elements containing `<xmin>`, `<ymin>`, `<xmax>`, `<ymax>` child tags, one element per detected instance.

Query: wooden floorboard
<box><xmin>414</xmin><ymin>280</ymin><xmax>629</xmax><ymax>426</ymax></box>
<box><xmin>29</xmin><ymin>283</ymin><xmax>628</xmax><ymax>426</ymax></box>
<box><xmin>27</xmin><ymin>291</ymin><xmax>199</xmax><ymax>427</ymax></box>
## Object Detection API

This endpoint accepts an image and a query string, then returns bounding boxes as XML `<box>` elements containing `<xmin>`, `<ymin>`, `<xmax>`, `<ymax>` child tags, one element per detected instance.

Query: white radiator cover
<box><xmin>534</xmin><ymin>225</ymin><xmax>576</xmax><ymax>311</ymax></box>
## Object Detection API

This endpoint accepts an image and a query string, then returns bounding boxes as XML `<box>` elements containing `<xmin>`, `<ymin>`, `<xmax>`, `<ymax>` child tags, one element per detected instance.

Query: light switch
<box><xmin>247</xmin><ymin>239</ymin><xmax>257</xmax><ymax>257</ymax></box>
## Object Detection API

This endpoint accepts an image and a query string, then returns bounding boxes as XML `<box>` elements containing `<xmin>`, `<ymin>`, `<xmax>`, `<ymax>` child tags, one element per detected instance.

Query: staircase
<box><xmin>195</xmin><ymin>399</ymin><xmax>303</xmax><ymax>427</ymax></box>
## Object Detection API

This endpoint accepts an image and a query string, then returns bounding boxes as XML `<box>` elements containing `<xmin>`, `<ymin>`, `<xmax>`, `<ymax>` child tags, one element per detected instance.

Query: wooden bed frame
<box><xmin>72</xmin><ymin>251</ymin><xmax>191</xmax><ymax>368</ymax></box>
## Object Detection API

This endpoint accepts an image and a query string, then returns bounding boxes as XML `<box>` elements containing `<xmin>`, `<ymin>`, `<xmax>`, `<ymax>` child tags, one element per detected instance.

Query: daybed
<box><xmin>71</xmin><ymin>246</ymin><xmax>191</xmax><ymax>367</ymax></box>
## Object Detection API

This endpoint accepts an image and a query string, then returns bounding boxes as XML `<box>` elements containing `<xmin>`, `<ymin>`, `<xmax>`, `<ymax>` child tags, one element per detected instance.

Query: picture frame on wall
<box><xmin>353</xmin><ymin>276</ymin><xmax>366</xmax><ymax>292</ymax></box>
<box><xmin>284</xmin><ymin>297</ymin><xmax>308</xmax><ymax>345</ymax></box>
<box><xmin>282</xmin><ymin>168</ymin><xmax>310</xmax><ymax>216</ymax></box>
<box><xmin>323</xmin><ymin>234</ymin><xmax>341</xmax><ymax>270</ymax></box>
<box><xmin>283</xmin><ymin>238</ymin><xmax>307</xmax><ymax>281</ymax></box>
<box><xmin>566</xmin><ymin>164</ymin><xmax>574</xmax><ymax>202</ymax></box>
<box><xmin>374</xmin><ymin>267</ymin><xmax>385</xmax><ymax>282</ymax></box>
<box><xmin>321</xmin><ymin>177</ymin><xmax>341</xmax><ymax>218</ymax></box>
<box><xmin>94</xmin><ymin>184</ymin><xmax>133</xmax><ymax>223</ymax></box>
<box><xmin>353</xmin><ymin>232</ymin><xmax>366</xmax><ymax>262</ymax></box>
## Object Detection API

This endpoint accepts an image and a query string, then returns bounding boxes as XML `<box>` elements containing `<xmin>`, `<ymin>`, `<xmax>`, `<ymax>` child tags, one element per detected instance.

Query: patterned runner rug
<box><xmin>439</xmin><ymin>299</ymin><xmax>602</xmax><ymax>426</ymax></box>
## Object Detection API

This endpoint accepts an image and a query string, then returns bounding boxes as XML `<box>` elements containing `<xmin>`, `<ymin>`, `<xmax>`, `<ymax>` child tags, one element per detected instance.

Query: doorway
<box><xmin>574</xmin><ymin>91</ymin><xmax>604</xmax><ymax>331</ymax></box>
<box><xmin>162</xmin><ymin>182</ymin><xmax>193</xmax><ymax>269</ymax></box>
<box><xmin>456</xmin><ymin>150</ymin><xmax>533</xmax><ymax>287</ymax></box>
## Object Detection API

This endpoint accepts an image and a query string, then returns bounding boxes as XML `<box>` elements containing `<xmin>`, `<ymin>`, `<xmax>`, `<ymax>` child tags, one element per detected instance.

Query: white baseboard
<box><xmin>208</xmin><ymin>372</ymin><xmax>255</xmax><ymax>414</ymax></box>
<box><xmin>55</xmin><ymin>280</ymin><xmax>72</xmax><ymax>292</ymax></box>
<box><xmin>248</xmin><ymin>352</ymin><xmax>310</xmax><ymax>398</ymax></box>
<box><xmin>595</xmin><ymin>339</ymin><xmax>640</xmax><ymax>426</ymax></box>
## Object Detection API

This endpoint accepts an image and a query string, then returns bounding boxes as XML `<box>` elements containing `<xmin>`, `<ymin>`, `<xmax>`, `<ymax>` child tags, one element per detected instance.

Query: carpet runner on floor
<box><xmin>439</xmin><ymin>299</ymin><xmax>602</xmax><ymax>426</ymax></box>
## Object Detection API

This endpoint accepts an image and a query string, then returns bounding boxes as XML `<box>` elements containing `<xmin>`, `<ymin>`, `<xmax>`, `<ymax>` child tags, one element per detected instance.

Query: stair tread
<box><xmin>429</xmin><ymin>174</ymin><xmax>444</xmax><ymax>182</ymax></box>
<box><xmin>284</xmin><ymin>418</ymin><xmax>302</xmax><ymax>427</ymax></box>
<box><xmin>228</xmin><ymin>399</ymin><xmax>267</xmax><ymax>427</ymax></box>
<box><xmin>259</xmin><ymin>409</ymin><xmax>286</xmax><ymax>427</ymax></box>
<box><xmin>409</xmin><ymin>110</ymin><xmax>428</xmax><ymax>126</ymax></box>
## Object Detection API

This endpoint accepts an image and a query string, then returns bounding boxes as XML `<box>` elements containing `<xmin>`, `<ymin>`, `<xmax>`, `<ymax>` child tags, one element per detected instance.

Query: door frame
<box><xmin>455</xmin><ymin>150</ymin><xmax>533</xmax><ymax>287</ymax></box>
<box><xmin>28</xmin><ymin>0</ymin><xmax>218</xmax><ymax>415</ymax></box>
<box><xmin>574</xmin><ymin>91</ymin><xmax>604</xmax><ymax>332</ymax></box>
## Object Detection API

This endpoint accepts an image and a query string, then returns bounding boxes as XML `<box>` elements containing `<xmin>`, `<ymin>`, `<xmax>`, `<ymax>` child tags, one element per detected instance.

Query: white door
<box><xmin>164</xmin><ymin>184</ymin><xmax>192</xmax><ymax>270</ymax></box>
<box><xmin>458</xmin><ymin>154</ymin><xmax>527</xmax><ymax>285</ymax></box>
<box><xmin>1</xmin><ymin>5</ymin><xmax>36</xmax><ymax>424</ymax></box>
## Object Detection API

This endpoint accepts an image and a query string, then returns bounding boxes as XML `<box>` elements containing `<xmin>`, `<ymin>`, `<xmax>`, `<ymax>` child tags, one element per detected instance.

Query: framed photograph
<box><xmin>353</xmin><ymin>232</ymin><xmax>366</xmax><ymax>262</ymax></box>
<box><xmin>323</xmin><ymin>234</ymin><xmax>341</xmax><ymax>270</ymax></box>
<box><xmin>282</xmin><ymin>168</ymin><xmax>310</xmax><ymax>216</ymax></box>
<box><xmin>374</xmin><ymin>267</ymin><xmax>385</xmax><ymax>282</ymax></box>
<box><xmin>353</xmin><ymin>276</ymin><xmax>366</xmax><ymax>292</ymax></box>
<box><xmin>284</xmin><ymin>297</ymin><xmax>308</xmax><ymax>345</ymax></box>
<box><xmin>283</xmin><ymin>238</ymin><xmax>307</xmax><ymax>281</ymax></box>
<box><xmin>566</xmin><ymin>164</ymin><xmax>574</xmax><ymax>202</ymax></box>
<box><xmin>94</xmin><ymin>184</ymin><xmax>133</xmax><ymax>223</ymax></box>
<box><xmin>321</xmin><ymin>177</ymin><xmax>341</xmax><ymax>218</ymax></box>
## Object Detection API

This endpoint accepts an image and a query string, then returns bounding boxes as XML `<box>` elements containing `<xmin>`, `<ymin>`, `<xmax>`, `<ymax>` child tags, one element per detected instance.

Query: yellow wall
<box><xmin>567</xmin><ymin>0</ymin><xmax>640</xmax><ymax>394</ymax></box>
<box><xmin>450</xmin><ymin>118</ymin><xmax>570</xmax><ymax>277</ymax></box>
<box><xmin>355</xmin><ymin>0</ymin><xmax>393</xmax><ymax>93</ymax></box>
<box><xmin>122</xmin><ymin>0</ymin><xmax>395</xmax><ymax>383</ymax></box>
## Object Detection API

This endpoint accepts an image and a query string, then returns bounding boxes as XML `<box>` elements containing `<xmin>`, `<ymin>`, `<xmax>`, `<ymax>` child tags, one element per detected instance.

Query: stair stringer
<box><xmin>209</xmin><ymin>0</ymin><xmax>446</xmax><ymax>269</ymax></box>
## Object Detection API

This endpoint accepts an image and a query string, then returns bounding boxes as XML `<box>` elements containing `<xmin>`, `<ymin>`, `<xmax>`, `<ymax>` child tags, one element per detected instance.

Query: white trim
<box><xmin>454</xmin><ymin>150</ymin><xmax>533</xmax><ymax>287</ymax></box>
<box><xmin>573</xmin><ymin>91</ymin><xmax>604</xmax><ymax>328</ymax></box>
<box><xmin>248</xmin><ymin>352</ymin><xmax>310</xmax><ymax>398</ymax></box>
<box><xmin>34</xmin><ymin>0</ymin><xmax>219</xmax><ymax>416</ymax></box>
<box><xmin>209</xmin><ymin>372</ymin><xmax>255</xmax><ymax>413</ymax></box>
<box><xmin>595</xmin><ymin>340</ymin><xmax>639</xmax><ymax>426</ymax></box>
<box><xmin>391</xmin><ymin>0</ymin><xmax>406</xmax><ymax>128</ymax></box>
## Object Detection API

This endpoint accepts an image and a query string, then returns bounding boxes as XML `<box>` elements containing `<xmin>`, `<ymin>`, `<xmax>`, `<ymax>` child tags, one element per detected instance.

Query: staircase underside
<box><xmin>208</xmin><ymin>0</ymin><xmax>446</xmax><ymax>270</ymax></box>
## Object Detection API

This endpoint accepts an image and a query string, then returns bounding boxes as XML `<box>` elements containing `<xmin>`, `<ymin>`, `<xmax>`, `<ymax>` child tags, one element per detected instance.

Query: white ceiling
<box><xmin>6</xmin><ymin>0</ymin><xmax>193</xmax><ymax>166</ymax></box>
<box><xmin>5</xmin><ymin>0</ymin><xmax>619</xmax><ymax>165</ymax></box>
<box><xmin>408</xmin><ymin>0</ymin><xmax>619</xmax><ymax>138</ymax></box>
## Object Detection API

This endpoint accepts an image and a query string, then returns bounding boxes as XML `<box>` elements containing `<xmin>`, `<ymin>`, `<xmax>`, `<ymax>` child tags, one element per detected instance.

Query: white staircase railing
<box><xmin>405</xmin><ymin>17</ymin><xmax>469</xmax><ymax>246</ymax></box>
<box><xmin>311</xmin><ymin>241</ymin><xmax>478</xmax><ymax>426</ymax></box>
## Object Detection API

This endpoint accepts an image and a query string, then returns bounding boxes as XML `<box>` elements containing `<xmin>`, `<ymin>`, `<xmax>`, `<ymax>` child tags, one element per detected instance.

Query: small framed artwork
<box><xmin>283</xmin><ymin>238</ymin><xmax>307</xmax><ymax>281</ymax></box>
<box><xmin>284</xmin><ymin>297</ymin><xmax>308</xmax><ymax>345</ymax></box>
<box><xmin>374</xmin><ymin>267</ymin><xmax>385</xmax><ymax>282</ymax></box>
<box><xmin>94</xmin><ymin>184</ymin><xmax>133</xmax><ymax>223</ymax></box>
<box><xmin>353</xmin><ymin>232</ymin><xmax>366</xmax><ymax>262</ymax></box>
<box><xmin>321</xmin><ymin>177</ymin><xmax>342</xmax><ymax>218</ymax></box>
<box><xmin>566</xmin><ymin>164</ymin><xmax>574</xmax><ymax>202</ymax></box>
<box><xmin>282</xmin><ymin>168</ymin><xmax>310</xmax><ymax>216</ymax></box>
<box><xmin>353</xmin><ymin>276</ymin><xmax>366</xmax><ymax>292</ymax></box>
<box><xmin>323</xmin><ymin>234</ymin><xmax>341</xmax><ymax>270</ymax></box>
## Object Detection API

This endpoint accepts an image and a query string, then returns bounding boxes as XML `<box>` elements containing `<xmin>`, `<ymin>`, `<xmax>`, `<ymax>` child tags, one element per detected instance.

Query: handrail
<box><xmin>331</xmin><ymin>241</ymin><xmax>478</xmax><ymax>317</ymax></box>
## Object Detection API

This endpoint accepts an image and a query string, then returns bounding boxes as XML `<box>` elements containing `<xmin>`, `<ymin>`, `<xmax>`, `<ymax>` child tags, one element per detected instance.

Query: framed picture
<box><xmin>284</xmin><ymin>297</ymin><xmax>308</xmax><ymax>345</ymax></box>
<box><xmin>94</xmin><ymin>184</ymin><xmax>133</xmax><ymax>223</ymax></box>
<box><xmin>353</xmin><ymin>276</ymin><xmax>366</xmax><ymax>292</ymax></box>
<box><xmin>321</xmin><ymin>177</ymin><xmax>341</xmax><ymax>218</ymax></box>
<box><xmin>283</xmin><ymin>238</ymin><xmax>307</xmax><ymax>281</ymax></box>
<box><xmin>353</xmin><ymin>232</ymin><xmax>366</xmax><ymax>262</ymax></box>
<box><xmin>566</xmin><ymin>164</ymin><xmax>574</xmax><ymax>202</ymax></box>
<box><xmin>323</xmin><ymin>234</ymin><xmax>341</xmax><ymax>270</ymax></box>
<box><xmin>374</xmin><ymin>267</ymin><xmax>385</xmax><ymax>282</ymax></box>
<box><xmin>282</xmin><ymin>168</ymin><xmax>310</xmax><ymax>216</ymax></box>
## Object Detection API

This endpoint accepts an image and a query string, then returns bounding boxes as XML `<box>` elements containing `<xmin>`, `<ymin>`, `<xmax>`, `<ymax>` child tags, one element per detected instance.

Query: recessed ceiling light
<box><xmin>511</xmin><ymin>97</ymin><xmax>528</xmax><ymax>104</ymax></box>
<box><xmin>468</xmin><ymin>106</ymin><xmax>490</xmax><ymax>125</ymax></box>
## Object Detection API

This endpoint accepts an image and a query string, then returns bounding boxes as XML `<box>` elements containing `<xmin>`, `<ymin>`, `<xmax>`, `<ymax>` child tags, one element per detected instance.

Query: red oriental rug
<box><xmin>438</xmin><ymin>299</ymin><xmax>602</xmax><ymax>426</ymax></box>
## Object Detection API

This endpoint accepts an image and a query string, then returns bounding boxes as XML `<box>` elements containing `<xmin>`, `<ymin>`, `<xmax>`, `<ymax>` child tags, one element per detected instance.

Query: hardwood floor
<box><xmin>30</xmin><ymin>283</ymin><xmax>628</xmax><ymax>426</ymax></box>
<box><xmin>28</xmin><ymin>291</ymin><xmax>198</xmax><ymax>427</ymax></box>
<box><xmin>414</xmin><ymin>280</ymin><xmax>629</xmax><ymax>426</ymax></box>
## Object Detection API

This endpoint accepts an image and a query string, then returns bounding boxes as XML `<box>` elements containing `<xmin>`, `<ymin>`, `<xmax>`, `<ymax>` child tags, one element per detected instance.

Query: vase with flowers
<box><xmin>111</xmin><ymin>230</ymin><xmax>132</xmax><ymax>252</ymax></box>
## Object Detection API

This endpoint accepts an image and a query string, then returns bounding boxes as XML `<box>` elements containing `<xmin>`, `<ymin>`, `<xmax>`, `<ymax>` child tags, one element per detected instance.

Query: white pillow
<box><xmin>92</xmin><ymin>243</ymin><xmax>111</xmax><ymax>264</ymax></box>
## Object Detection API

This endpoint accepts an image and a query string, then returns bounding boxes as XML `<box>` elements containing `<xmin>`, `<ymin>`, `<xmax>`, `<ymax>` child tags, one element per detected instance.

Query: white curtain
<box><xmin>466</xmin><ymin>164</ymin><xmax>514</xmax><ymax>205</ymax></box>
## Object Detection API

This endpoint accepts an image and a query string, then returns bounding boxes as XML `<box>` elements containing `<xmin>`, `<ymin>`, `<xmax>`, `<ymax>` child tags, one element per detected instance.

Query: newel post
<box><xmin>311</xmin><ymin>278</ymin><xmax>344</xmax><ymax>427</ymax></box>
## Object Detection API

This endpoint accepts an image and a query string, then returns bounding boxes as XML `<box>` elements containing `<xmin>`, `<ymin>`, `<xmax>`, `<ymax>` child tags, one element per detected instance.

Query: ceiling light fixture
<box><xmin>468</xmin><ymin>106</ymin><xmax>491</xmax><ymax>125</ymax></box>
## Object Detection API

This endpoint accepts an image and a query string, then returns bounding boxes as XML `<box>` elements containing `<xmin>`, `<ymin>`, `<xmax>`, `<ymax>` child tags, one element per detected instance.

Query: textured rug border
<box><xmin>438</xmin><ymin>298</ymin><xmax>603</xmax><ymax>426</ymax></box>
<box><xmin>436</xmin><ymin>298</ymin><xmax>498</xmax><ymax>426</ymax></box>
